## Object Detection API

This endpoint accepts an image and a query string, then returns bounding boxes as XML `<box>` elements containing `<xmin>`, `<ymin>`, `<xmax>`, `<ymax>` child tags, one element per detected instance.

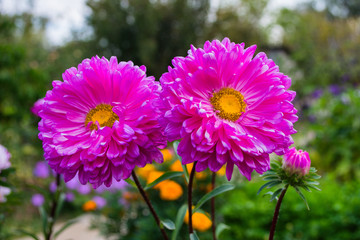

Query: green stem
<box><xmin>45</xmin><ymin>173</ymin><xmax>61</xmax><ymax>240</ymax></box>
<box><xmin>188</xmin><ymin>161</ymin><xmax>197</xmax><ymax>236</ymax></box>
<box><xmin>211</xmin><ymin>172</ymin><xmax>217</xmax><ymax>240</ymax></box>
<box><xmin>131</xmin><ymin>170</ymin><xmax>169</xmax><ymax>240</ymax></box>
<box><xmin>269</xmin><ymin>185</ymin><xmax>289</xmax><ymax>240</ymax></box>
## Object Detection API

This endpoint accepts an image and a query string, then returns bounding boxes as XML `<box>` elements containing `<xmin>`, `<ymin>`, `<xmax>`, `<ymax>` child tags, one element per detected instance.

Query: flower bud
<box><xmin>282</xmin><ymin>147</ymin><xmax>311</xmax><ymax>176</ymax></box>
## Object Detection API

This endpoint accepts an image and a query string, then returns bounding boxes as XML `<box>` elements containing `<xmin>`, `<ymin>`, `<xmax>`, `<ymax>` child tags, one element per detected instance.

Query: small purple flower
<box><xmin>329</xmin><ymin>84</ymin><xmax>342</xmax><ymax>95</ymax></box>
<box><xmin>31</xmin><ymin>194</ymin><xmax>45</xmax><ymax>207</ymax></box>
<box><xmin>65</xmin><ymin>192</ymin><xmax>75</xmax><ymax>202</ymax></box>
<box><xmin>93</xmin><ymin>196</ymin><xmax>107</xmax><ymax>209</ymax></box>
<box><xmin>49</xmin><ymin>181</ymin><xmax>57</xmax><ymax>193</ymax></box>
<box><xmin>312</xmin><ymin>89</ymin><xmax>323</xmax><ymax>99</ymax></box>
<box><xmin>282</xmin><ymin>147</ymin><xmax>311</xmax><ymax>176</ymax></box>
<box><xmin>33</xmin><ymin>161</ymin><xmax>50</xmax><ymax>178</ymax></box>
<box><xmin>65</xmin><ymin>175</ymin><xmax>91</xmax><ymax>195</ymax></box>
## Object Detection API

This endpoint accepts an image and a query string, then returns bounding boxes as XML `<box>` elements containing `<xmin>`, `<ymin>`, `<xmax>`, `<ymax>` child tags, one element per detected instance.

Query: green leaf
<box><xmin>54</xmin><ymin>218</ymin><xmax>78</xmax><ymax>238</ymax></box>
<box><xmin>0</xmin><ymin>180</ymin><xmax>11</xmax><ymax>187</ymax></box>
<box><xmin>263</xmin><ymin>176</ymin><xmax>280</xmax><ymax>181</ymax></box>
<box><xmin>294</xmin><ymin>187</ymin><xmax>310</xmax><ymax>210</ymax></box>
<box><xmin>305</xmin><ymin>180</ymin><xmax>320</xmax><ymax>185</ymax></box>
<box><xmin>216</xmin><ymin>223</ymin><xmax>230</xmax><ymax>238</ymax></box>
<box><xmin>16</xmin><ymin>229</ymin><xmax>40</xmax><ymax>240</ymax></box>
<box><xmin>125</xmin><ymin>178</ymin><xmax>137</xmax><ymax>188</ymax></box>
<box><xmin>190</xmin><ymin>232</ymin><xmax>200</xmax><ymax>240</ymax></box>
<box><xmin>173</xmin><ymin>141</ymin><xmax>189</xmax><ymax>183</ymax></box>
<box><xmin>0</xmin><ymin>167</ymin><xmax>15</xmax><ymax>177</ymax></box>
<box><xmin>39</xmin><ymin>206</ymin><xmax>48</xmax><ymax>237</ymax></box>
<box><xmin>161</xmin><ymin>219</ymin><xmax>175</xmax><ymax>230</ymax></box>
<box><xmin>55</xmin><ymin>193</ymin><xmax>66</xmax><ymax>219</ymax></box>
<box><xmin>194</xmin><ymin>184</ymin><xmax>235</xmax><ymax>213</ymax></box>
<box><xmin>307</xmin><ymin>184</ymin><xmax>321</xmax><ymax>191</ymax></box>
<box><xmin>171</xmin><ymin>204</ymin><xmax>188</xmax><ymax>240</ymax></box>
<box><xmin>144</xmin><ymin>171</ymin><xmax>183</xmax><ymax>190</ymax></box>
<box><xmin>270</xmin><ymin>188</ymin><xmax>284</xmax><ymax>202</ymax></box>
<box><xmin>257</xmin><ymin>180</ymin><xmax>282</xmax><ymax>195</ymax></box>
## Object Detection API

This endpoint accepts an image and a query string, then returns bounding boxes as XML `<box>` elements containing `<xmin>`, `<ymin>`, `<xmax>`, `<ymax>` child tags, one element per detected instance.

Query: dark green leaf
<box><xmin>0</xmin><ymin>180</ymin><xmax>11</xmax><ymax>187</ymax></box>
<box><xmin>257</xmin><ymin>180</ymin><xmax>282</xmax><ymax>195</ymax></box>
<box><xmin>54</xmin><ymin>218</ymin><xmax>78</xmax><ymax>238</ymax></box>
<box><xmin>171</xmin><ymin>204</ymin><xmax>188</xmax><ymax>240</ymax></box>
<box><xmin>0</xmin><ymin>167</ymin><xmax>15</xmax><ymax>177</ymax></box>
<box><xmin>305</xmin><ymin>180</ymin><xmax>320</xmax><ymax>185</ymax></box>
<box><xmin>16</xmin><ymin>229</ymin><xmax>40</xmax><ymax>240</ymax></box>
<box><xmin>144</xmin><ymin>171</ymin><xmax>183</xmax><ymax>190</ymax></box>
<box><xmin>161</xmin><ymin>219</ymin><xmax>175</xmax><ymax>230</ymax></box>
<box><xmin>263</xmin><ymin>176</ymin><xmax>280</xmax><ymax>181</ymax></box>
<box><xmin>294</xmin><ymin>187</ymin><xmax>310</xmax><ymax>210</ymax></box>
<box><xmin>270</xmin><ymin>188</ymin><xmax>284</xmax><ymax>202</ymax></box>
<box><xmin>216</xmin><ymin>223</ymin><xmax>230</xmax><ymax>238</ymax></box>
<box><xmin>39</xmin><ymin>206</ymin><xmax>48</xmax><ymax>237</ymax></box>
<box><xmin>307</xmin><ymin>184</ymin><xmax>321</xmax><ymax>191</ymax></box>
<box><xmin>194</xmin><ymin>184</ymin><xmax>235</xmax><ymax>213</ymax></box>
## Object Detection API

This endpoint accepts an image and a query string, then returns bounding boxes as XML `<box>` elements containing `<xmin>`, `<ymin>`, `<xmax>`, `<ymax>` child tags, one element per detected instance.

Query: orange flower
<box><xmin>147</xmin><ymin>171</ymin><xmax>165</xmax><ymax>189</ymax></box>
<box><xmin>158</xmin><ymin>180</ymin><xmax>183</xmax><ymax>201</ymax></box>
<box><xmin>82</xmin><ymin>200</ymin><xmax>97</xmax><ymax>211</ymax></box>
<box><xmin>217</xmin><ymin>165</ymin><xmax>226</xmax><ymax>176</ymax></box>
<box><xmin>184</xmin><ymin>209</ymin><xmax>212</xmax><ymax>232</ymax></box>
<box><xmin>137</xmin><ymin>164</ymin><xmax>156</xmax><ymax>179</ymax></box>
<box><xmin>160</xmin><ymin>149</ymin><xmax>173</xmax><ymax>162</ymax></box>
<box><xmin>170</xmin><ymin>160</ymin><xmax>207</xmax><ymax>179</ymax></box>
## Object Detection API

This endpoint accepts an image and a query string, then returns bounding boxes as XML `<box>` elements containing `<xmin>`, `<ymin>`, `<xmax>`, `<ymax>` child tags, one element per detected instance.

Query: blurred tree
<box><xmin>277</xmin><ymin>8</ymin><xmax>360</xmax><ymax>97</ymax></box>
<box><xmin>86</xmin><ymin>0</ymin><xmax>210</xmax><ymax>78</ymax></box>
<box><xmin>205</xmin><ymin>0</ymin><xmax>269</xmax><ymax>47</ymax></box>
<box><xmin>324</xmin><ymin>0</ymin><xmax>360</xmax><ymax>18</ymax></box>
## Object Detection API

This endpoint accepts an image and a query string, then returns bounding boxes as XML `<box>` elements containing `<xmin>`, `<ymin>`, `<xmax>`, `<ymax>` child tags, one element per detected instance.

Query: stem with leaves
<box><xmin>131</xmin><ymin>170</ymin><xmax>169</xmax><ymax>240</ymax></box>
<box><xmin>211</xmin><ymin>172</ymin><xmax>217</xmax><ymax>240</ymax></box>
<box><xmin>45</xmin><ymin>173</ymin><xmax>61</xmax><ymax>240</ymax></box>
<box><xmin>188</xmin><ymin>161</ymin><xmax>197</xmax><ymax>235</ymax></box>
<box><xmin>269</xmin><ymin>184</ymin><xmax>288</xmax><ymax>240</ymax></box>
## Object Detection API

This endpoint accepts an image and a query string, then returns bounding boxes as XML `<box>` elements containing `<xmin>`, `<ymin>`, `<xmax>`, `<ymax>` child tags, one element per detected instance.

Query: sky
<box><xmin>0</xmin><ymin>0</ymin><xmax>310</xmax><ymax>46</ymax></box>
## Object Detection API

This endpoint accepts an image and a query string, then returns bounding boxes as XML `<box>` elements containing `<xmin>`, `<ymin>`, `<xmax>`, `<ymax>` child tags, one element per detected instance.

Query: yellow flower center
<box><xmin>210</xmin><ymin>88</ymin><xmax>246</xmax><ymax>121</ymax></box>
<box><xmin>85</xmin><ymin>104</ymin><xmax>119</xmax><ymax>130</ymax></box>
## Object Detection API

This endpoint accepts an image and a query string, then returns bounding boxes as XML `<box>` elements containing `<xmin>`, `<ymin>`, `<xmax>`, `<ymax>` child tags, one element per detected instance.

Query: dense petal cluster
<box><xmin>38</xmin><ymin>56</ymin><xmax>166</xmax><ymax>188</ymax></box>
<box><xmin>159</xmin><ymin>38</ymin><xmax>297</xmax><ymax>180</ymax></box>
<box><xmin>0</xmin><ymin>144</ymin><xmax>11</xmax><ymax>172</ymax></box>
<box><xmin>282</xmin><ymin>147</ymin><xmax>311</xmax><ymax>176</ymax></box>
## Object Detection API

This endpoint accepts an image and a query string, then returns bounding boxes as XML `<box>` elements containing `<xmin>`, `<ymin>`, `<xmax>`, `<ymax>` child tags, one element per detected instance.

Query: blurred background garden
<box><xmin>1</xmin><ymin>0</ymin><xmax>360</xmax><ymax>239</ymax></box>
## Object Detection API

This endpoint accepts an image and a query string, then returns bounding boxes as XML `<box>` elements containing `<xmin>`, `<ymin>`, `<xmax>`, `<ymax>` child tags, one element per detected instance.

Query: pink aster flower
<box><xmin>282</xmin><ymin>147</ymin><xmax>311</xmax><ymax>176</ymax></box>
<box><xmin>159</xmin><ymin>38</ymin><xmax>297</xmax><ymax>180</ymax></box>
<box><xmin>38</xmin><ymin>56</ymin><xmax>166</xmax><ymax>188</ymax></box>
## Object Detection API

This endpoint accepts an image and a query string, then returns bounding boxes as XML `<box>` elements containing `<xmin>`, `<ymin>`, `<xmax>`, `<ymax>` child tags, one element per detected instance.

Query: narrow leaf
<box><xmin>171</xmin><ymin>204</ymin><xmax>188</xmax><ymax>240</ymax></box>
<box><xmin>39</xmin><ymin>206</ymin><xmax>48</xmax><ymax>238</ymax></box>
<box><xmin>54</xmin><ymin>219</ymin><xmax>78</xmax><ymax>238</ymax></box>
<box><xmin>270</xmin><ymin>188</ymin><xmax>283</xmax><ymax>202</ymax></box>
<box><xmin>144</xmin><ymin>171</ymin><xmax>183</xmax><ymax>190</ymax></box>
<box><xmin>263</xmin><ymin>176</ymin><xmax>280</xmax><ymax>181</ymax></box>
<box><xmin>161</xmin><ymin>219</ymin><xmax>175</xmax><ymax>230</ymax></box>
<box><xmin>257</xmin><ymin>180</ymin><xmax>282</xmax><ymax>195</ymax></box>
<box><xmin>216</xmin><ymin>223</ymin><xmax>230</xmax><ymax>238</ymax></box>
<box><xmin>194</xmin><ymin>184</ymin><xmax>235</xmax><ymax>213</ymax></box>
<box><xmin>173</xmin><ymin>141</ymin><xmax>189</xmax><ymax>183</ymax></box>
<box><xmin>294</xmin><ymin>187</ymin><xmax>310</xmax><ymax>210</ymax></box>
<box><xmin>190</xmin><ymin>232</ymin><xmax>200</xmax><ymax>240</ymax></box>
<box><xmin>17</xmin><ymin>230</ymin><xmax>40</xmax><ymax>240</ymax></box>
<box><xmin>55</xmin><ymin>193</ymin><xmax>66</xmax><ymax>219</ymax></box>
<box><xmin>125</xmin><ymin>178</ymin><xmax>137</xmax><ymax>188</ymax></box>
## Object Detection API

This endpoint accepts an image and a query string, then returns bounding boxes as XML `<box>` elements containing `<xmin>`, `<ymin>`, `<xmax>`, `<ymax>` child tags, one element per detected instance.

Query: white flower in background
<box><xmin>0</xmin><ymin>186</ymin><xmax>11</xmax><ymax>203</ymax></box>
<box><xmin>0</xmin><ymin>144</ymin><xmax>11</xmax><ymax>172</ymax></box>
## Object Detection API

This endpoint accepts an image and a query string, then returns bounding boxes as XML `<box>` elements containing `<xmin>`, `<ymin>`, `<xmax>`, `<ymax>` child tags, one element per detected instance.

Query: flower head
<box><xmin>0</xmin><ymin>186</ymin><xmax>11</xmax><ymax>203</ymax></box>
<box><xmin>0</xmin><ymin>144</ymin><xmax>11</xmax><ymax>172</ymax></box>
<box><xmin>282</xmin><ymin>147</ymin><xmax>311</xmax><ymax>176</ymax></box>
<box><xmin>82</xmin><ymin>200</ymin><xmax>97</xmax><ymax>211</ymax></box>
<box><xmin>93</xmin><ymin>196</ymin><xmax>107</xmax><ymax>209</ymax></box>
<box><xmin>159</xmin><ymin>38</ymin><xmax>297</xmax><ymax>180</ymax></box>
<box><xmin>158</xmin><ymin>180</ymin><xmax>183</xmax><ymax>201</ymax></box>
<box><xmin>38</xmin><ymin>56</ymin><xmax>166</xmax><ymax>188</ymax></box>
<box><xmin>33</xmin><ymin>161</ymin><xmax>50</xmax><ymax>178</ymax></box>
<box><xmin>184</xmin><ymin>209</ymin><xmax>212</xmax><ymax>232</ymax></box>
<box><xmin>31</xmin><ymin>194</ymin><xmax>45</xmax><ymax>207</ymax></box>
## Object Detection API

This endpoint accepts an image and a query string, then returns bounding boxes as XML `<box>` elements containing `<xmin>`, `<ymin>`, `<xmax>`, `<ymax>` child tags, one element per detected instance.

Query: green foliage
<box><xmin>307</xmin><ymin>88</ymin><xmax>360</xmax><ymax>180</ymax></box>
<box><xmin>221</xmin><ymin>176</ymin><xmax>360</xmax><ymax>240</ymax></box>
